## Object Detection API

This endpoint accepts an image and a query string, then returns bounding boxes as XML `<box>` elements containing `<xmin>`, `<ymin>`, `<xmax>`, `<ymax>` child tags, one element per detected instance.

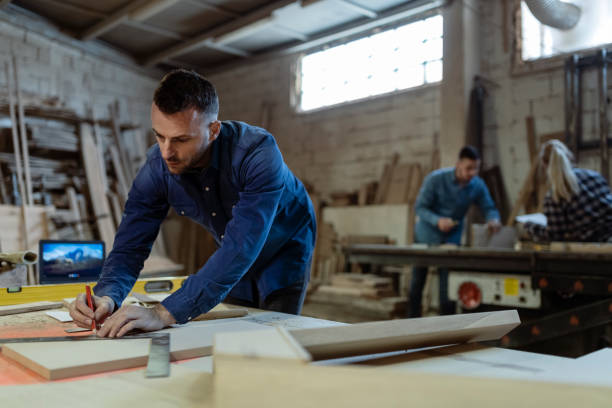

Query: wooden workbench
<box><xmin>1</xmin><ymin>306</ymin><xmax>612</xmax><ymax>407</ymax></box>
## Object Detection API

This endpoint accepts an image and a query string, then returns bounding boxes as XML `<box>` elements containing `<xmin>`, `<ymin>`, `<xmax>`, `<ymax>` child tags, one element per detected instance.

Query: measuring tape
<box><xmin>0</xmin><ymin>332</ymin><xmax>171</xmax><ymax>378</ymax></box>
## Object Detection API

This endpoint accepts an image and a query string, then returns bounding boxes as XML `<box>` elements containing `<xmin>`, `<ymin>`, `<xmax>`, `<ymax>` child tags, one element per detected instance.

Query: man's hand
<box><xmin>96</xmin><ymin>304</ymin><xmax>176</xmax><ymax>338</ymax></box>
<box><xmin>437</xmin><ymin>217</ymin><xmax>457</xmax><ymax>233</ymax></box>
<box><xmin>487</xmin><ymin>219</ymin><xmax>502</xmax><ymax>234</ymax></box>
<box><xmin>69</xmin><ymin>293</ymin><xmax>114</xmax><ymax>330</ymax></box>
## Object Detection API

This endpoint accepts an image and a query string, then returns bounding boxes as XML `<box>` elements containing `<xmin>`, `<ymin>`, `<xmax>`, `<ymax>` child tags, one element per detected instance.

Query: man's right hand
<box><xmin>69</xmin><ymin>293</ymin><xmax>115</xmax><ymax>330</ymax></box>
<box><xmin>437</xmin><ymin>217</ymin><xmax>456</xmax><ymax>233</ymax></box>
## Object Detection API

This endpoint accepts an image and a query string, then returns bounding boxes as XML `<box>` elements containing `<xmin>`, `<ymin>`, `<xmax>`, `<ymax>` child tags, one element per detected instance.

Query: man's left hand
<box><xmin>487</xmin><ymin>219</ymin><xmax>502</xmax><ymax>234</ymax></box>
<box><xmin>96</xmin><ymin>304</ymin><xmax>176</xmax><ymax>338</ymax></box>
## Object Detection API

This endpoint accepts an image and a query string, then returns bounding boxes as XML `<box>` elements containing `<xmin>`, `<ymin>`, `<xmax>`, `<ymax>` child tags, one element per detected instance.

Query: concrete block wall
<box><xmin>0</xmin><ymin>13</ymin><xmax>158</xmax><ymax>130</ymax></box>
<box><xmin>480</xmin><ymin>1</ymin><xmax>612</xmax><ymax>202</ymax></box>
<box><xmin>209</xmin><ymin>55</ymin><xmax>440</xmax><ymax>197</ymax></box>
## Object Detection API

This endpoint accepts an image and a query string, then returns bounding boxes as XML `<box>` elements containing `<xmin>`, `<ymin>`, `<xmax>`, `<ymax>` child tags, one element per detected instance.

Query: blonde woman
<box><xmin>523</xmin><ymin>140</ymin><xmax>612</xmax><ymax>242</ymax></box>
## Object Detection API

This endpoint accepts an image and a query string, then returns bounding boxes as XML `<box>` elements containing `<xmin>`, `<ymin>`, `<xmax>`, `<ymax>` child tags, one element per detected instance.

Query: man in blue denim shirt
<box><xmin>409</xmin><ymin>146</ymin><xmax>500</xmax><ymax>317</ymax></box>
<box><xmin>69</xmin><ymin>70</ymin><xmax>316</xmax><ymax>337</ymax></box>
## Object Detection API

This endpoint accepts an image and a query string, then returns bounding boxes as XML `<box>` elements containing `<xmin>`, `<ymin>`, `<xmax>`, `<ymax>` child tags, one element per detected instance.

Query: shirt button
<box><xmin>232</xmin><ymin>205</ymin><xmax>236</xmax><ymax>209</ymax></box>
<box><xmin>212</xmin><ymin>212</ymin><xmax>216</xmax><ymax>217</ymax></box>
<box><xmin>180</xmin><ymin>210</ymin><xmax>185</xmax><ymax>215</ymax></box>
<box><xmin>205</xmin><ymin>186</ymin><xmax>210</xmax><ymax>191</ymax></box>
<box><xmin>221</xmin><ymin>234</ymin><xmax>224</xmax><ymax>239</ymax></box>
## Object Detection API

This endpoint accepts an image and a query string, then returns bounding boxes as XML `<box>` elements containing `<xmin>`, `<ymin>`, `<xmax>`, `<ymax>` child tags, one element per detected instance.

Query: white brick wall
<box><xmin>0</xmin><ymin>18</ymin><xmax>157</xmax><ymax>130</ymax></box>
<box><xmin>480</xmin><ymin>1</ymin><xmax>612</xmax><ymax>202</ymax></box>
<box><xmin>209</xmin><ymin>55</ymin><xmax>440</xmax><ymax>197</ymax></box>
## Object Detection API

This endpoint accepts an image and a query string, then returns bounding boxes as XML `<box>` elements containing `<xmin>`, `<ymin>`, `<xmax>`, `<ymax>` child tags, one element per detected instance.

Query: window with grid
<box><xmin>298</xmin><ymin>15</ymin><xmax>443</xmax><ymax>112</ymax></box>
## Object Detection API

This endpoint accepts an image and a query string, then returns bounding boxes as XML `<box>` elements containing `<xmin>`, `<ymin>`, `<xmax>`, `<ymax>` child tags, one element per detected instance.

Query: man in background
<box><xmin>409</xmin><ymin>146</ymin><xmax>500</xmax><ymax>317</ymax></box>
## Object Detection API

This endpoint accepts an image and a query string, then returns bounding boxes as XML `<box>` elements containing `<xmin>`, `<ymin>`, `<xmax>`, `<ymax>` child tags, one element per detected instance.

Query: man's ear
<box><xmin>209</xmin><ymin>120</ymin><xmax>221</xmax><ymax>142</ymax></box>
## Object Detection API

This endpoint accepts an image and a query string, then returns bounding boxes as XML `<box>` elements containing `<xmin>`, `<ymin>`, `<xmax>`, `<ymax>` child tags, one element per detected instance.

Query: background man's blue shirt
<box><xmin>415</xmin><ymin>167</ymin><xmax>499</xmax><ymax>244</ymax></box>
<box><xmin>94</xmin><ymin>121</ymin><xmax>316</xmax><ymax>323</ymax></box>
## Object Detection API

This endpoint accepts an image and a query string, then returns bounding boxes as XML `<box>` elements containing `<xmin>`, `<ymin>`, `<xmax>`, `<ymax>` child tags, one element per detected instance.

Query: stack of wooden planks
<box><xmin>317</xmin><ymin>273</ymin><xmax>396</xmax><ymax>299</ymax></box>
<box><xmin>375</xmin><ymin>153</ymin><xmax>423</xmax><ymax>205</ymax></box>
<box><xmin>0</xmin><ymin>99</ymin><xmax>180</xmax><ymax>281</ymax></box>
<box><xmin>327</xmin><ymin>154</ymin><xmax>424</xmax><ymax>207</ymax></box>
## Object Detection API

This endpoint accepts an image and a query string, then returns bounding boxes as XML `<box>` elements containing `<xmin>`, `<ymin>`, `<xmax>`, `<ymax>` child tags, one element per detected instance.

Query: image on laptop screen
<box><xmin>39</xmin><ymin>240</ymin><xmax>105</xmax><ymax>284</ymax></box>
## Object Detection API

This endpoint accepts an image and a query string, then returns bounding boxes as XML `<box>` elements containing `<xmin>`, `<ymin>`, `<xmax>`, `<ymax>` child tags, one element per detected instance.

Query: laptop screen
<box><xmin>38</xmin><ymin>240</ymin><xmax>105</xmax><ymax>284</ymax></box>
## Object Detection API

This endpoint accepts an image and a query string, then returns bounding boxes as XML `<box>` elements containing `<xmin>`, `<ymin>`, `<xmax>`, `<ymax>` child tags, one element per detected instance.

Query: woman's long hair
<box><xmin>540</xmin><ymin>140</ymin><xmax>579</xmax><ymax>202</ymax></box>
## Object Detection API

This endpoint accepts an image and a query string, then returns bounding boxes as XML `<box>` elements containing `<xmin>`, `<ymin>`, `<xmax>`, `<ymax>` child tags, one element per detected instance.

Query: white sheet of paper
<box><xmin>516</xmin><ymin>213</ymin><xmax>547</xmax><ymax>226</ymax></box>
<box><xmin>45</xmin><ymin>310</ymin><xmax>73</xmax><ymax>322</ymax></box>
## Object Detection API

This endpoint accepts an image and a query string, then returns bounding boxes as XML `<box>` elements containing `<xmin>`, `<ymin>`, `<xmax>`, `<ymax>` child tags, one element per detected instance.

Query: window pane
<box><xmin>299</xmin><ymin>15</ymin><xmax>443</xmax><ymax>111</ymax></box>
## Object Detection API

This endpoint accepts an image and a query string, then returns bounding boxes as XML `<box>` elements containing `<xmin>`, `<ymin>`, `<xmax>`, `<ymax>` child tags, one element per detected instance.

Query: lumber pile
<box><xmin>0</xmin><ymin>97</ymin><xmax>180</xmax><ymax>282</ymax></box>
<box><xmin>318</xmin><ymin>273</ymin><xmax>396</xmax><ymax>299</ymax></box>
<box><xmin>328</xmin><ymin>154</ymin><xmax>424</xmax><ymax>207</ymax></box>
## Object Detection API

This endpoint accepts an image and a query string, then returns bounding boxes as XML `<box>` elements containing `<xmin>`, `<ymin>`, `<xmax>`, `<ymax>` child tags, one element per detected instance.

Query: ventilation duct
<box><xmin>524</xmin><ymin>0</ymin><xmax>581</xmax><ymax>30</ymax></box>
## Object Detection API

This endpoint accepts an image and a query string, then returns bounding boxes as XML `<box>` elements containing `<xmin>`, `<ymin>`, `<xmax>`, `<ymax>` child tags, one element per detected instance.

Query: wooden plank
<box><xmin>109</xmin><ymin>101</ymin><xmax>134</xmax><ymax>180</ymax></box>
<box><xmin>2</xmin><ymin>320</ymin><xmax>265</xmax><ymax>380</ymax></box>
<box><xmin>322</xmin><ymin>204</ymin><xmax>411</xmax><ymax>245</ymax></box>
<box><xmin>214</xmin><ymin>346</ymin><xmax>612</xmax><ymax>408</ymax></box>
<box><xmin>1</xmin><ymin>365</ymin><xmax>212</xmax><ymax>407</ymax></box>
<box><xmin>66</xmin><ymin>187</ymin><xmax>84</xmax><ymax>239</ymax></box>
<box><xmin>385</xmin><ymin>163</ymin><xmax>412</xmax><ymax>204</ymax></box>
<box><xmin>13</xmin><ymin>56</ymin><xmax>33</xmax><ymax>206</ymax></box>
<box><xmin>506</xmin><ymin>160</ymin><xmax>538</xmax><ymax>225</ymax></box>
<box><xmin>80</xmin><ymin>123</ymin><xmax>116</xmax><ymax>249</ymax></box>
<box><xmin>0</xmin><ymin>301</ymin><xmax>63</xmax><ymax>316</ymax></box>
<box><xmin>290</xmin><ymin>310</ymin><xmax>520</xmax><ymax>361</ymax></box>
<box><xmin>4</xmin><ymin>61</ymin><xmax>28</xmax><ymax>251</ymax></box>
<box><xmin>374</xmin><ymin>153</ymin><xmax>399</xmax><ymax>204</ymax></box>
<box><xmin>317</xmin><ymin>285</ymin><xmax>395</xmax><ymax>299</ymax></box>
<box><xmin>215</xmin><ymin>326</ymin><xmax>311</xmax><ymax>362</ymax></box>
<box><xmin>526</xmin><ymin>116</ymin><xmax>537</xmax><ymax>163</ymax></box>
<box><xmin>109</xmin><ymin>145</ymin><xmax>129</xmax><ymax>200</ymax></box>
<box><xmin>331</xmin><ymin>273</ymin><xmax>392</xmax><ymax>288</ymax></box>
<box><xmin>107</xmin><ymin>191</ymin><xmax>123</xmax><ymax>228</ymax></box>
<box><xmin>0</xmin><ymin>205</ymin><xmax>56</xmax><ymax>251</ymax></box>
<box><xmin>406</xmin><ymin>163</ymin><xmax>423</xmax><ymax>203</ymax></box>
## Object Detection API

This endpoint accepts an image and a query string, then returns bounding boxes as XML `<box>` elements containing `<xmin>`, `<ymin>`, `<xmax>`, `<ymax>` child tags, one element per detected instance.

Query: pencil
<box><xmin>85</xmin><ymin>285</ymin><xmax>95</xmax><ymax>331</ymax></box>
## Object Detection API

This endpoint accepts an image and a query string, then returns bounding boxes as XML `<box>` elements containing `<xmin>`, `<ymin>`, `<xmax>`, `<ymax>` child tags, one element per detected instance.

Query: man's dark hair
<box><xmin>458</xmin><ymin>145</ymin><xmax>480</xmax><ymax>161</ymax></box>
<box><xmin>153</xmin><ymin>69</ymin><xmax>219</xmax><ymax>116</ymax></box>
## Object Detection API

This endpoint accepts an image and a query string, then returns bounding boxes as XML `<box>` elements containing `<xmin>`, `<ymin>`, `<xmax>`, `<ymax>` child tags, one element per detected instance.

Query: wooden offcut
<box><xmin>290</xmin><ymin>310</ymin><xmax>520</xmax><ymax>360</ymax></box>
<box><xmin>0</xmin><ymin>301</ymin><xmax>63</xmax><ymax>316</ymax></box>
<box><xmin>1</xmin><ymin>320</ymin><xmax>265</xmax><ymax>380</ymax></box>
<box><xmin>80</xmin><ymin>123</ymin><xmax>116</xmax><ymax>249</ymax></box>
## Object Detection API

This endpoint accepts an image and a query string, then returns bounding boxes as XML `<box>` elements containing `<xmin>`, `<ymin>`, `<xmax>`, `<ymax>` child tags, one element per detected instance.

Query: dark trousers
<box><xmin>409</xmin><ymin>266</ymin><xmax>455</xmax><ymax>317</ymax></box>
<box><xmin>224</xmin><ymin>280</ymin><xmax>307</xmax><ymax>315</ymax></box>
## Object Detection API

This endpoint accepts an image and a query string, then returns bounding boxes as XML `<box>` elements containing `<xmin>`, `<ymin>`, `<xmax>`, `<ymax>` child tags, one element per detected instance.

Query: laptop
<box><xmin>38</xmin><ymin>240</ymin><xmax>105</xmax><ymax>284</ymax></box>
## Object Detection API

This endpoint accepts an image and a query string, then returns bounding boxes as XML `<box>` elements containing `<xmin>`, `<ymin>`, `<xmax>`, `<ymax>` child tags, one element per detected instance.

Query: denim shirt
<box><xmin>414</xmin><ymin>167</ymin><xmax>499</xmax><ymax>245</ymax></box>
<box><xmin>93</xmin><ymin>121</ymin><xmax>316</xmax><ymax>323</ymax></box>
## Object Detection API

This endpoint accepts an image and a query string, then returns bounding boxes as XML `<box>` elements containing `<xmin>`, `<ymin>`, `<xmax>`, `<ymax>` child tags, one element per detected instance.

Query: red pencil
<box><xmin>85</xmin><ymin>285</ymin><xmax>95</xmax><ymax>331</ymax></box>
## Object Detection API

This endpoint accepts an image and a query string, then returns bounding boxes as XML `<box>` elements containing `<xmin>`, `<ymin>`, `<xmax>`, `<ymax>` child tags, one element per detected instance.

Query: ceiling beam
<box><xmin>270</xmin><ymin>0</ymin><xmax>447</xmax><ymax>56</ymax></box>
<box><xmin>202</xmin><ymin>40</ymin><xmax>251</xmax><ymax>57</ymax></box>
<box><xmin>80</xmin><ymin>0</ymin><xmax>180</xmax><ymax>41</ymax></box>
<box><xmin>214</xmin><ymin>17</ymin><xmax>274</xmax><ymax>45</ymax></box>
<box><xmin>332</xmin><ymin>0</ymin><xmax>377</xmax><ymax>19</ymax></box>
<box><xmin>269</xmin><ymin>24</ymin><xmax>308</xmax><ymax>41</ymax></box>
<box><xmin>204</xmin><ymin>0</ymin><xmax>448</xmax><ymax>75</ymax></box>
<box><xmin>34</xmin><ymin>0</ymin><xmax>106</xmax><ymax>18</ymax></box>
<box><xmin>124</xmin><ymin>20</ymin><xmax>186</xmax><ymax>40</ymax></box>
<box><xmin>142</xmin><ymin>0</ymin><xmax>296</xmax><ymax>66</ymax></box>
<box><xmin>183</xmin><ymin>0</ymin><xmax>240</xmax><ymax>18</ymax></box>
